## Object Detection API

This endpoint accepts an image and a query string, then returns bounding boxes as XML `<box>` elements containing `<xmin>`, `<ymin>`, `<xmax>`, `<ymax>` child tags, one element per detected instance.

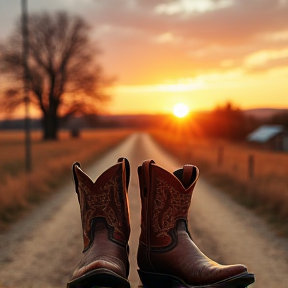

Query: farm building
<box><xmin>247</xmin><ymin>125</ymin><xmax>288</xmax><ymax>152</ymax></box>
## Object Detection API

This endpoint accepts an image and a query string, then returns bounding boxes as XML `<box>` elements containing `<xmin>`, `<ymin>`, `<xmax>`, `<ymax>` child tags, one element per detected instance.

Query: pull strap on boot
<box><xmin>67</xmin><ymin>158</ymin><xmax>131</xmax><ymax>288</ymax></box>
<box><xmin>137</xmin><ymin>159</ymin><xmax>255</xmax><ymax>288</ymax></box>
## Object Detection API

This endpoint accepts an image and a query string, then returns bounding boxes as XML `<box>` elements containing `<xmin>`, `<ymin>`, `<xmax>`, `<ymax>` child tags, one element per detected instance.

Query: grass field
<box><xmin>152</xmin><ymin>129</ymin><xmax>288</xmax><ymax>236</ymax></box>
<box><xmin>0</xmin><ymin>129</ymin><xmax>132</xmax><ymax>230</ymax></box>
<box><xmin>2</xmin><ymin>128</ymin><xmax>287</xmax><ymax>236</ymax></box>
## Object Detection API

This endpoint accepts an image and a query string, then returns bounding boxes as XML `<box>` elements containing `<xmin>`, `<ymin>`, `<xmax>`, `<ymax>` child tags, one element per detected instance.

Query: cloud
<box><xmin>244</xmin><ymin>48</ymin><xmax>288</xmax><ymax>72</ymax></box>
<box><xmin>154</xmin><ymin>32</ymin><xmax>181</xmax><ymax>43</ymax></box>
<box><xmin>1</xmin><ymin>0</ymin><xmax>287</xmax><ymax>84</ymax></box>
<box><xmin>245</xmin><ymin>49</ymin><xmax>288</xmax><ymax>67</ymax></box>
<box><xmin>154</xmin><ymin>0</ymin><xmax>234</xmax><ymax>15</ymax></box>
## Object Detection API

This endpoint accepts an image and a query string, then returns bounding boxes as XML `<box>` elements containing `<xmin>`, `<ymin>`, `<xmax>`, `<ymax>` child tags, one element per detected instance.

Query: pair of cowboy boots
<box><xmin>67</xmin><ymin>158</ymin><xmax>254</xmax><ymax>288</ymax></box>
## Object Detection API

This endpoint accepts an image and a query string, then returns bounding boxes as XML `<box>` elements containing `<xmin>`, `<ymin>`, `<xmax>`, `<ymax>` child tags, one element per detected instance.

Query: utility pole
<box><xmin>22</xmin><ymin>0</ymin><xmax>32</xmax><ymax>172</ymax></box>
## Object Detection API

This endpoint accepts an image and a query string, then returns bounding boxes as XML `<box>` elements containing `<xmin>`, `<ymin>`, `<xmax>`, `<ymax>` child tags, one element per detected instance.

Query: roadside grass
<box><xmin>151</xmin><ymin>129</ymin><xmax>288</xmax><ymax>237</ymax></box>
<box><xmin>0</xmin><ymin>129</ymin><xmax>132</xmax><ymax>230</ymax></box>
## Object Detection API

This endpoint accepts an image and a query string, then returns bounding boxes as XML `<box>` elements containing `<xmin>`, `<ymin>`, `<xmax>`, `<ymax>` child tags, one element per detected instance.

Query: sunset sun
<box><xmin>173</xmin><ymin>103</ymin><xmax>189</xmax><ymax>118</ymax></box>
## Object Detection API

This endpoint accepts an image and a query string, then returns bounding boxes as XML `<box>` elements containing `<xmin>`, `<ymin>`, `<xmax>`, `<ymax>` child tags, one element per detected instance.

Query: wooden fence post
<box><xmin>248</xmin><ymin>154</ymin><xmax>254</xmax><ymax>180</ymax></box>
<box><xmin>217</xmin><ymin>146</ymin><xmax>224</xmax><ymax>167</ymax></box>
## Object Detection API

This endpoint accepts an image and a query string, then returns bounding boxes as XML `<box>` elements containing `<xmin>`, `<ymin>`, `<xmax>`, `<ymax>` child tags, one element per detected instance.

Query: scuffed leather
<box><xmin>137</xmin><ymin>160</ymin><xmax>247</xmax><ymax>286</ymax></box>
<box><xmin>70</xmin><ymin>220</ymin><xmax>129</xmax><ymax>281</ymax></box>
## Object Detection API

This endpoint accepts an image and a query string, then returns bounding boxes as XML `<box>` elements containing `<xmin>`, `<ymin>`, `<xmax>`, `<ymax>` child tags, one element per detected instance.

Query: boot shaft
<box><xmin>73</xmin><ymin>157</ymin><xmax>130</xmax><ymax>250</ymax></box>
<box><xmin>138</xmin><ymin>160</ymin><xmax>199</xmax><ymax>248</ymax></box>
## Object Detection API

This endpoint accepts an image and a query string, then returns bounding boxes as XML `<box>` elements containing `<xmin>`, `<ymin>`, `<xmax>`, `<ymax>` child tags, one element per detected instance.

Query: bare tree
<box><xmin>0</xmin><ymin>11</ymin><xmax>111</xmax><ymax>140</ymax></box>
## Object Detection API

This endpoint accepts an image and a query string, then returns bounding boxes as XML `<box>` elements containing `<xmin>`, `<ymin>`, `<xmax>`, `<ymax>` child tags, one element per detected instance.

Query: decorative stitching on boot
<box><xmin>152</xmin><ymin>178</ymin><xmax>191</xmax><ymax>239</ymax></box>
<box><xmin>78</xmin><ymin>175</ymin><xmax>128</xmax><ymax>248</ymax></box>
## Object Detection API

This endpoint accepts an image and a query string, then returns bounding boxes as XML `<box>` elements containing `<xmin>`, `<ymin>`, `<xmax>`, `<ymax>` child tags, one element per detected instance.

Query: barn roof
<box><xmin>247</xmin><ymin>125</ymin><xmax>285</xmax><ymax>143</ymax></box>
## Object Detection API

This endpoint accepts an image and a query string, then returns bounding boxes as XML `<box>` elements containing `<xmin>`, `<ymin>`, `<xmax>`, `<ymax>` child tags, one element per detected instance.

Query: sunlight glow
<box><xmin>116</xmin><ymin>79</ymin><xmax>205</xmax><ymax>93</ymax></box>
<box><xmin>173</xmin><ymin>103</ymin><xmax>189</xmax><ymax>118</ymax></box>
<box><xmin>156</xmin><ymin>82</ymin><xmax>204</xmax><ymax>92</ymax></box>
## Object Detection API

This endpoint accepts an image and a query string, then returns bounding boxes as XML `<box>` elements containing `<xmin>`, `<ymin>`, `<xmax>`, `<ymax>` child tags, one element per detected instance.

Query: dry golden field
<box><xmin>0</xmin><ymin>129</ymin><xmax>132</xmax><ymax>229</ymax></box>
<box><xmin>152</xmin><ymin>129</ymin><xmax>288</xmax><ymax>236</ymax></box>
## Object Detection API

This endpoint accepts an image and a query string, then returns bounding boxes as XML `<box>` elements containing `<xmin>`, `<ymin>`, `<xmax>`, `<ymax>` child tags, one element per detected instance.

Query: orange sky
<box><xmin>0</xmin><ymin>0</ymin><xmax>288</xmax><ymax>116</ymax></box>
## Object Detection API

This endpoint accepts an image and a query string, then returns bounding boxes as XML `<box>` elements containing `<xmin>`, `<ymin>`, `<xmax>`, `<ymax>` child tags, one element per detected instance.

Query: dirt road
<box><xmin>0</xmin><ymin>133</ymin><xmax>287</xmax><ymax>288</ymax></box>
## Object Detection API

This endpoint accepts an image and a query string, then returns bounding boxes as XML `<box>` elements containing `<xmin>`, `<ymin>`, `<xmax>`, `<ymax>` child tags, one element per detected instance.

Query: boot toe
<box><xmin>207</xmin><ymin>263</ymin><xmax>248</xmax><ymax>285</ymax></box>
<box><xmin>72</xmin><ymin>259</ymin><xmax>125</xmax><ymax>280</ymax></box>
<box><xmin>228</xmin><ymin>263</ymin><xmax>248</xmax><ymax>276</ymax></box>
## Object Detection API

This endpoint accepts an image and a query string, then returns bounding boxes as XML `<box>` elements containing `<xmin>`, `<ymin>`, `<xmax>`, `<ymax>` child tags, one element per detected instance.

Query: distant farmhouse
<box><xmin>247</xmin><ymin>125</ymin><xmax>288</xmax><ymax>152</ymax></box>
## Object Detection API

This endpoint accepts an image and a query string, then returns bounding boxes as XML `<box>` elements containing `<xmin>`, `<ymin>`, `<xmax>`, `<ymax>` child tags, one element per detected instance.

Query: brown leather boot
<box><xmin>137</xmin><ymin>160</ymin><xmax>255</xmax><ymax>288</ymax></box>
<box><xmin>67</xmin><ymin>158</ymin><xmax>131</xmax><ymax>288</ymax></box>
